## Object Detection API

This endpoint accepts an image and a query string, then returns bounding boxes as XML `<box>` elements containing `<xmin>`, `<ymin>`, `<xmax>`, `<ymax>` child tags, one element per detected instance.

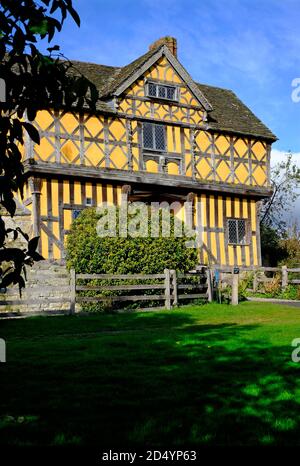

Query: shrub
<box><xmin>66</xmin><ymin>206</ymin><xmax>198</xmax><ymax>311</ymax></box>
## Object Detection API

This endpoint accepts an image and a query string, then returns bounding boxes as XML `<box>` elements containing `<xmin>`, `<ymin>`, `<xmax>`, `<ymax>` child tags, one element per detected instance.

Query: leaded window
<box><xmin>143</xmin><ymin>123</ymin><xmax>166</xmax><ymax>151</ymax></box>
<box><xmin>146</xmin><ymin>82</ymin><xmax>178</xmax><ymax>101</ymax></box>
<box><xmin>227</xmin><ymin>219</ymin><xmax>247</xmax><ymax>245</ymax></box>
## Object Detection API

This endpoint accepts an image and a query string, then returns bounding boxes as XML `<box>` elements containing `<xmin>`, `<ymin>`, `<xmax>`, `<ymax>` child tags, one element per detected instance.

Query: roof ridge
<box><xmin>196</xmin><ymin>81</ymin><xmax>234</xmax><ymax>93</ymax></box>
<box><xmin>69</xmin><ymin>58</ymin><xmax>120</xmax><ymax>71</ymax></box>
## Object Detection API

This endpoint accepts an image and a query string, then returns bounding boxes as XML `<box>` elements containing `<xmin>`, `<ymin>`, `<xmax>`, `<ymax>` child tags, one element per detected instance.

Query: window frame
<box><xmin>145</xmin><ymin>80</ymin><xmax>179</xmax><ymax>102</ymax></box>
<box><xmin>226</xmin><ymin>218</ymin><xmax>249</xmax><ymax>246</ymax></box>
<box><xmin>142</xmin><ymin>122</ymin><xmax>167</xmax><ymax>152</ymax></box>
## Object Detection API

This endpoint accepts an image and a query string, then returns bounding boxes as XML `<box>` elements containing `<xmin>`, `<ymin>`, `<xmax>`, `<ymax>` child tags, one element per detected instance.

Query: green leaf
<box><xmin>22</xmin><ymin>122</ymin><xmax>40</xmax><ymax>144</ymax></box>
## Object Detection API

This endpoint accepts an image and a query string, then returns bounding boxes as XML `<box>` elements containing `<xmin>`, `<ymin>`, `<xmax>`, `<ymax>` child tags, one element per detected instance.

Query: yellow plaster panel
<box><xmin>235</xmin><ymin>164</ymin><xmax>249</xmax><ymax>184</ymax></box>
<box><xmin>216</xmin><ymin>160</ymin><xmax>231</xmax><ymax>182</ymax></box>
<box><xmin>51</xmin><ymin>180</ymin><xmax>59</xmax><ymax>217</ymax></box>
<box><xmin>35</xmin><ymin>110</ymin><xmax>54</xmax><ymax>131</ymax></box>
<box><xmin>60</xmin><ymin>113</ymin><xmax>79</xmax><ymax>135</ymax></box>
<box><xmin>64</xmin><ymin>210</ymin><xmax>72</xmax><ymax>231</ymax></box>
<box><xmin>146</xmin><ymin>159</ymin><xmax>159</xmax><ymax>173</ymax></box>
<box><xmin>61</xmin><ymin>141</ymin><xmax>79</xmax><ymax>164</ymax></box>
<box><xmin>245</xmin><ymin>246</ymin><xmax>250</xmax><ymax>265</ymax></box>
<box><xmin>219</xmin><ymin>232</ymin><xmax>226</xmax><ymax>265</ymax></box>
<box><xmin>74</xmin><ymin>181</ymin><xmax>81</xmax><ymax>204</ymax></box>
<box><xmin>251</xmin><ymin>201</ymin><xmax>256</xmax><ymax>230</ymax></box>
<box><xmin>215</xmin><ymin>135</ymin><xmax>230</xmax><ymax>154</ymax></box>
<box><xmin>196</xmin><ymin>131</ymin><xmax>211</xmax><ymax>152</ymax></box>
<box><xmin>40</xmin><ymin>180</ymin><xmax>47</xmax><ymax>216</ymax></box>
<box><xmin>201</xmin><ymin>194</ymin><xmax>207</xmax><ymax>227</ymax></box>
<box><xmin>234</xmin><ymin>198</ymin><xmax>240</xmax><ymax>218</ymax></box>
<box><xmin>108</xmin><ymin>119</ymin><xmax>126</xmax><ymax>140</ymax></box>
<box><xmin>84</xmin><ymin>115</ymin><xmax>104</xmax><ymax>137</ymax></box>
<box><xmin>84</xmin><ymin>142</ymin><xmax>105</xmax><ymax>167</ymax></box>
<box><xmin>236</xmin><ymin>246</ymin><xmax>242</xmax><ymax>265</ymax></box>
<box><xmin>167</xmin><ymin>162</ymin><xmax>179</xmax><ymax>175</ymax></box>
<box><xmin>36</xmin><ymin>136</ymin><xmax>55</xmax><ymax>160</ymax></box>
<box><xmin>252</xmin><ymin>141</ymin><xmax>266</xmax><ymax>161</ymax></box>
<box><xmin>185</xmin><ymin>154</ymin><xmax>192</xmax><ymax>177</ymax></box>
<box><xmin>195</xmin><ymin>158</ymin><xmax>212</xmax><ymax>180</ymax></box>
<box><xmin>209</xmin><ymin>196</ymin><xmax>215</xmax><ymax>227</ymax></box>
<box><xmin>218</xmin><ymin>197</ymin><xmax>223</xmax><ymax>228</ymax></box>
<box><xmin>63</xmin><ymin>180</ymin><xmax>70</xmax><ymax>204</ymax></box>
<box><xmin>106</xmin><ymin>184</ymin><xmax>114</xmax><ymax>205</ymax></box>
<box><xmin>252</xmin><ymin>166</ymin><xmax>267</xmax><ymax>185</ymax></box>
<box><xmin>228</xmin><ymin>246</ymin><xmax>234</xmax><ymax>266</ymax></box>
<box><xmin>116</xmin><ymin>186</ymin><xmax>122</xmax><ymax>205</ymax></box>
<box><xmin>109</xmin><ymin>146</ymin><xmax>128</xmax><ymax>169</ymax></box>
<box><xmin>243</xmin><ymin>199</ymin><xmax>248</xmax><ymax>218</ymax></box>
<box><xmin>210</xmin><ymin>232</ymin><xmax>217</xmax><ymax>261</ymax></box>
<box><xmin>234</xmin><ymin>138</ymin><xmax>248</xmax><ymax>156</ymax></box>
<box><xmin>96</xmin><ymin>184</ymin><xmax>103</xmax><ymax>205</ymax></box>
<box><xmin>86</xmin><ymin>183</ymin><xmax>92</xmax><ymax>200</ymax></box>
<box><xmin>226</xmin><ymin>197</ymin><xmax>232</xmax><ymax>217</ymax></box>
<box><xmin>252</xmin><ymin>236</ymin><xmax>258</xmax><ymax>266</ymax></box>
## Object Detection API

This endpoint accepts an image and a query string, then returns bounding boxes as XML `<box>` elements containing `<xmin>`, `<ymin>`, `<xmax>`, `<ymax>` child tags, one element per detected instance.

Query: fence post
<box><xmin>231</xmin><ymin>269</ymin><xmax>239</xmax><ymax>306</ymax></box>
<box><xmin>205</xmin><ymin>267</ymin><xmax>213</xmax><ymax>302</ymax></box>
<box><xmin>253</xmin><ymin>271</ymin><xmax>258</xmax><ymax>292</ymax></box>
<box><xmin>70</xmin><ymin>268</ymin><xmax>76</xmax><ymax>315</ymax></box>
<box><xmin>282</xmin><ymin>265</ymin><xmax>288</xmax><ymax>290</ymax></box>
<box><xmin>164</xmin><ymin>268</ymin><xmax>171</xmax><ymax>310</ymax></box>
<box><xmin>170</xmin><ymin>269</ymin><xmax>178</xmax><ymax>307</ymax></box>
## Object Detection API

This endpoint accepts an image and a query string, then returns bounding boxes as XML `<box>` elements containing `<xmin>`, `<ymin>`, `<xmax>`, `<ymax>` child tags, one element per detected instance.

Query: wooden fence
<box><xmin>2</xmin><ymin>265</ymin><xmax>299</xmax><ymax>315</ymax></box>
<box><xmin>70</xmin><ymin>267</ymin><xmax>209</xmax><ymax>313</ymax></box>
<box><xmin>209</xmin><ymin>265</ymin><xmax>300</xmax><ymax>305</ymax></box>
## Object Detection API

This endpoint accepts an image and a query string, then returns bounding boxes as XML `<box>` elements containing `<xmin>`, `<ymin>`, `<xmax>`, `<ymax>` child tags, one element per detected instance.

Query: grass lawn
<box><xmin>1</xmin><ymin>301</ymin><xmax>300</xmax><ymax>446</ymax></box>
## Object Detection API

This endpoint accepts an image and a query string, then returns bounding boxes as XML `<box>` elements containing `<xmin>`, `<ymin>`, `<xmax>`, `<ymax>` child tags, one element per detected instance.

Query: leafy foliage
<box><xmin>260</xmin><ymin>152</ymin><xmax>300</xmax><ymax>233</ymax></box>
<box><xmin>66</xmin><ymin>207</ymin><xmax>198</xmax><ymax>311</ymax></box>
<box><xmin>261</xmin><ymin>224</ymin><xmax>287</xmax><ymax>266</ymax></box>
<box><xmin>279</xmin><ymin>223</ymin><xmax>300</xmax><ymax>268</ymax></box>
<box><xmin>0</xmin><ymin>1</ymin><xmax>98</xmax><ymax>292</ymax></box>
<box><xmin>66</xmin><ymin>207</ymin><xmax>197</xmax><ymax>274</ymax></box>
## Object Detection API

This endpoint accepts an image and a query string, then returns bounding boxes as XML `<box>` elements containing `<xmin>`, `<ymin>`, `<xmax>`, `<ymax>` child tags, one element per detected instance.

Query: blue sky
<box><xmin>47</xmin><ymin>0</ymin><xmax>300</xmax><ymax>152</ymax></box>
<box><xmin>43</xmin><ymin>0</ymin><xmax>300</xmax><ymax>217</ymax></box>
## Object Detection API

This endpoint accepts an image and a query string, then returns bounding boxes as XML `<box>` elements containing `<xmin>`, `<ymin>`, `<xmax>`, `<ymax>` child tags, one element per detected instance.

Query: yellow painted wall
<box><xmin>21</xmin><ymin>173</ymin><xmax>261</xmax><ymax>267</ymax></box>
<box><xmin>31</xmin><ymin>107</ymin><xmax>269</xmax><ymax>189</ymax></box>
<box><xmin>37</xmin><ymin>178</ymin><xmax>122</xmax><ymax>260</ymax></box>
<box><xmin>195</xmin><ymin>193</ymin><xmax>260</xmax><ymax>267</ymax></box>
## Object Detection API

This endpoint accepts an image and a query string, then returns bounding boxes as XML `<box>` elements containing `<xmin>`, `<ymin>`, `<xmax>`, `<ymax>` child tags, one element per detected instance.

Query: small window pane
<box><xmin>166</xmin><ymin>86</ymin><xmax>176</xmax><ymax>100</ymax></box>
<box><xmin>155</xmin><ymin>125</ymin><xmax>166</xmax><ymax>151</ymax></box>
<box><xmin>238</xmin><ymin>220</ymin><xmax>246</xmax><ymax>244</ymax></box>
<box><xmin>228</xmin><ymin>219</ymin><xmax>238</xmax><ymax>244</ymax></box>
<box><xmin>158</xmin><ymin>85</ymin><xmax>166</xmax><ymax>98</ymax></box>
<box><xmin>228</xmin><ymin>219</ymin><xmax>246</xmax><ymax>244</ymax></box>
<box><xmin>143</xmin><ymin>123</ymin><xmax>154</xmax><ymax>149</ymax></box>
<box><xmin>148</xmin><ymin>83</ymin><xmax>157</xmax><ymax>97</ymax></box>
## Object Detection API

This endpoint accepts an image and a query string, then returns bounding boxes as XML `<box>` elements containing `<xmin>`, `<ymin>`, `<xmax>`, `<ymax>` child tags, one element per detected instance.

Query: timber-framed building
<box><xmin>18</xmin><ymin>37</ymin><xmax>277</xmax><ymax>267</ymax></box>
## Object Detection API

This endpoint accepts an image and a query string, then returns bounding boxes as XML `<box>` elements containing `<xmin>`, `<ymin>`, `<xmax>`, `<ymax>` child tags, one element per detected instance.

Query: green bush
<box><xmin>66</xmin><ymin>206</ymin><xmax>198</xmax><ymax>311</ymax></box>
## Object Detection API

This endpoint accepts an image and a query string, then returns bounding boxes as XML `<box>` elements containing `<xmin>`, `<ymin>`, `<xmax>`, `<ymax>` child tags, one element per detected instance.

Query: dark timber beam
<box><xmin>23</xmin><ymin>160</ymin><xmax>273</xmax><ymax>199</ymax></box>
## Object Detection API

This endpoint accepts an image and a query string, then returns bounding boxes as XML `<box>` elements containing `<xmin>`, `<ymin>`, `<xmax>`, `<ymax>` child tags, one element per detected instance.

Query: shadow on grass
<box><xmin>1</xmin><ymin>308</ymin><xmax>300</xmax><ymax>446</ymax></box>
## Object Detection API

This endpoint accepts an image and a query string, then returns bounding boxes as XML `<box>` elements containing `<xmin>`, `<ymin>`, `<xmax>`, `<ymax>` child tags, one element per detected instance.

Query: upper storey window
<box><xmin>143</xmin><ymin>122</ymin><xmax>166</xmax><ymax>151</ymax></box>
<box><xmin>146</xmin><ymin>81</ymin><xmax>178</xmax><ymax>102</ymax></box>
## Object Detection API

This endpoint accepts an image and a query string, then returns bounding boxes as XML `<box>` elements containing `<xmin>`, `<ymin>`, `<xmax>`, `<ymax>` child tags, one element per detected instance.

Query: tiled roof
<box><xmin>67</xmin><ymin>49</ymin><xmax>277</xmax><ymax>141</ymax></box>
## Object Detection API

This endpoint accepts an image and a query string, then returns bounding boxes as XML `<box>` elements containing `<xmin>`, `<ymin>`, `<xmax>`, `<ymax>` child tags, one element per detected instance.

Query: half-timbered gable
<box><xmin>19</xmin><ymin>36</ymin><xmax>277</xmax><ymax>265</ymax></box>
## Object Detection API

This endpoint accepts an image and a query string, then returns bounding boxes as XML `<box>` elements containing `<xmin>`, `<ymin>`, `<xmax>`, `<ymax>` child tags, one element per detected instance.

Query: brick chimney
<box><xmin>149</xmin><ymin>36</ymin><xmax>177</xmax><ymax>58</ymax></box>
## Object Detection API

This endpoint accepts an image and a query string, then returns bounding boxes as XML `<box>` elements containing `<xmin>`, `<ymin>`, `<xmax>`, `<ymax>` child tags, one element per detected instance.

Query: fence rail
<box><xmin>2</xmin><ymin>265</ymin><xmax>299</xmax><ymax>314</ymax></box>
<box><xmin>70</xmin><ymin>268</ymin><xmax>208</xmax><ymax>313</ymax></box>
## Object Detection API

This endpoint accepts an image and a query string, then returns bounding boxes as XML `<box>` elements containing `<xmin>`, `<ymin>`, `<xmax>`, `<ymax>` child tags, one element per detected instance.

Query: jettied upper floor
<box><xmin>23</xmin><ymin>36</ymin><xmax>277</xmax><ymax>199</ymax></box>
